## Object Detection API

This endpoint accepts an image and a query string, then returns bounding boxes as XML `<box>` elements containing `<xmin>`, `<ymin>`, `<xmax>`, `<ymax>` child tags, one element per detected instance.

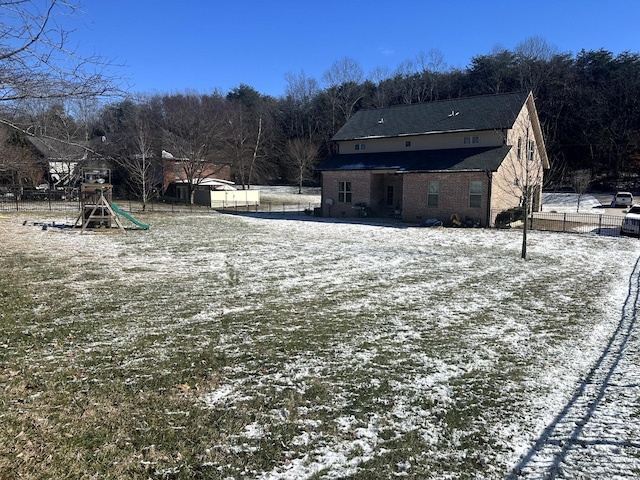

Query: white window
<box><xmin>469</xmin><ymin>181</ymin><xmax>482</xmax><ymax>208</ymax></box>
<box><xmin>464</xmin><ymin>136</ymin><xmax>479</xmax><ymax>144</ymax></box>
<box><xmin>355</xmin><ymin>143</ymin><xmax>365</xmax><ymax>151</ymax></box>
<box><xmin>338</xmin><ymin>181</ymin><xmax>352</xmax><ymax>203</ymax></box>
<box><xmin>527</xmin><ymin>140</ymin><xmax>535</xmax><ymax>161</ymax></box>
<box><xmin>427</xmin><ymin>181</ymin><xmax>439</xmax><ymax>207</ymax></box>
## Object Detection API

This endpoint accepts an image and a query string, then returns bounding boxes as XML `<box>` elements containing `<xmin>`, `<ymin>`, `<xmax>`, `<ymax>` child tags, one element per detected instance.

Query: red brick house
<box><xmin>161</xmin><ymin>149</ymin><xmax>232</xmax><ymax>200</ymax></box>
<box><xmin>317</xmin><ymin>92</ymin><xmax>549</xmax><ymax>226</ymax></box>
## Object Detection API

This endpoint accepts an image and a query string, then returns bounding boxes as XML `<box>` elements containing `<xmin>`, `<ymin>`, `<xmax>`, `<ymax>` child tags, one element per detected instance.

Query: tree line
<box><xmin>102</xmin><ymin>45</ymin><xmax>640</xmax><ymax>194</ymax></box>
<box><xmin>1</xmin><ymin>2</ymin><xmax>639</xmax><ymax>200</ymax></box>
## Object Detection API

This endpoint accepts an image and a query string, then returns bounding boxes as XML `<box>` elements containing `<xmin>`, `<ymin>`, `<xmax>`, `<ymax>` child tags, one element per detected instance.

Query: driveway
<box><xmin>543</xmin><ymin>192</ymin><xmax>628</xmax><ymax>217</ymax></box>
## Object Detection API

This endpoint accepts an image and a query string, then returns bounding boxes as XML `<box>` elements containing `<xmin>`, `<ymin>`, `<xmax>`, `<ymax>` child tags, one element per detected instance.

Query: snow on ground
<box><xmin>542</xmin><ymin>192</ymin><xmax>606</xmax><ymax>213</ymax></box>
<box><xmin>257</xmin><ymin>185</ymin><xmax>321</xmax><ymax>208</ymax></box>
<box><xmin>2</xmin><ymin>199</ymin><xmax>640</xmax><ymax>478</ymax></box>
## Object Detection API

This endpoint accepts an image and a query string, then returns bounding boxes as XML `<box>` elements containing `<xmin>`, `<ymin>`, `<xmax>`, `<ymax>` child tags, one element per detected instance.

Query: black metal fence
<box><xmin>0</xmin><ymin>196</ymin><xmax>321</xmax><ymax>217</ymax></box>
<box><xmin>0</xmin><ymin>196</ymin><xmax>625</xmax><ymax>237</ymax></box>
<box><xmin>530</xmin><ymin>212</ymin><xmax>623</xmax><ymax>237</ymax></box>
<box><xmin>0</xmin><ymin>194</ymin><xmax>81</xmax><ymax>213</ymax></box>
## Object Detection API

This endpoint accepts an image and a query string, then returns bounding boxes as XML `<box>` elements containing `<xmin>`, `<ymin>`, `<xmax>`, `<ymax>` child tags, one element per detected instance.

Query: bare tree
<box><xmin>284</xmin><ymin>70</ymin><xmax>320</xmax><ymax>138</ymax></box>
<box><xmin>368</xmin><ymin>66</ymin><xmax>392</xmax><ymax>108</ymax></box>
<box><xmin>0</xmin><ymin>127</ymin><xmax>46</xmax><ymax>194</ymax></box>
<box><xmin>225</xmin><ymin>104</ymin><xmax>268</xmax><ymax>190</ymax></box>
<box><xmin>225</xmin><ymin>85</ymin><xmax>275</xmax><ymax>189</ymax></box>
<box><xmin>20</xmin><ymin>98</ymin><xmax>98</xmax><ymax>182</ymax></box>
<box><xmin>494</xmin><ymin>97</ymin><xmax>548</xmax><ymax>259</ymax></box>
<box><xmin>102</xmin><ymin>97</ymin><xmax>161</xmax><ymax>210</ymax></box>
<box><xmin>514</xmin><ymin>36</ymin><xmax>560</xmax><ymax>96</ymax></box>
<box><xmin>394</xmin><ymin>59</ymin><xmax>419</xmax><ymax>104</ymax></box>
<box><xmin>416</xmin><ymin>48</ymin><xmax>448</xmax><ymax>101</ymax></box>
<box><xmin>0</xmin><ymin>0</ymin><xmax>119</xmax><ymax>194</ymax></box>
<box><xmin>322</xmin><ymin>57</ymin><xmax>364</xmax><ymax>131</ymax></box>
<box><xmin>286</xmin><ymin>137</ymin><xmax>318</xmax><ymax>194</ymax></box>
<box><xmin>568</xmin><ymin>169</ymin><xmax>592</xmax><ymax>213</ymax></box>
<box><xmin>160</xmin><ymin>93</ymin><xmax>226</xmax><ymax>204</ymax></box>
<box><xmin>0</xmin><ymin>0</ymin><xmax>119</xmax><ymax>107</ymax></box>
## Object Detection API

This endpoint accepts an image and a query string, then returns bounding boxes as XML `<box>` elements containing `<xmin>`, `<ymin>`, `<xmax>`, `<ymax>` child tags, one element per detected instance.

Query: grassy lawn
<box><xmin>1</xmin><ymin>211</ymin><xmax>638</xmax><ymax>479</ymax></box>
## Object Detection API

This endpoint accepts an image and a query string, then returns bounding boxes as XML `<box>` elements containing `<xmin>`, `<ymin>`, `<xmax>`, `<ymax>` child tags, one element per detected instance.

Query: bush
<box><xmin>495</xmin><ymin>207</ymin><xmax>524</xmax><ymax>227</ymax></box>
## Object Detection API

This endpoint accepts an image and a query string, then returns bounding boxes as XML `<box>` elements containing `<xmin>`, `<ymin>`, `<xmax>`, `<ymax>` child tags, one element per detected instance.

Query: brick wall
<box><xmin>162</xmin><ymin>160</ymin><xmax>232</xmax><ymax>192</ymax></box>
<box><xmin>402</xmin><ymin>172</ymin><xmax>490</xmax><ymax>225</ymax></box>
<box><xmin>321</xmin><ymin>170</ymin><xmax>372</xmax><ymax>218</ymax></box>
<box><xmin>321</xmin><ymin>168</ymin><xmax>536</xmax><ymax>226</ymax></box>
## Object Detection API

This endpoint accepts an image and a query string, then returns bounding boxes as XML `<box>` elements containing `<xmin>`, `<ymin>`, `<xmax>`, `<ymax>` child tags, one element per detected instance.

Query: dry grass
<box><xmin>0</xmin><ymin>211</ymin><xmax>637</xmax><ymax>479</ymax></box>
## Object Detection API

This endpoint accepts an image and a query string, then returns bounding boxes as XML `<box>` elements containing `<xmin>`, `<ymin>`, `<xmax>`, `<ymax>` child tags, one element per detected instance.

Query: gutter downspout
<box><xmin>486</xmin><ymin>170</ymin><xmax>492</xmax><ymax>227</ymax></box>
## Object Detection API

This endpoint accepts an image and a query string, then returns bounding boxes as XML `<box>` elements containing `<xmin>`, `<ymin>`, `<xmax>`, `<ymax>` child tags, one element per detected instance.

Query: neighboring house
<box><xmin>171</xmin><ymin>178</ymin><xmax>260</xmax><ymax>208</ymax></box>
<box><xmin>161</xmin><ymin>149</ymin><xmax>232</xmax><ymax>195</ymax></box>
<box><xmin>316</xmin><ymin>91</ymin><xmax>549</xmax><ymax>226</ymax></box>
<box><xmin>27</xmin><ymin>136</ymin><xmax>88</xmax><ymax>189</ymax></box>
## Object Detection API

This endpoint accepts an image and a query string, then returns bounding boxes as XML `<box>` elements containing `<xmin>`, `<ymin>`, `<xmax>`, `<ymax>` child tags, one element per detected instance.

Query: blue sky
<box><xmin>72</xmin><ymin>0</ymin><xmax>639</xmax><ymax>98</ymax></box>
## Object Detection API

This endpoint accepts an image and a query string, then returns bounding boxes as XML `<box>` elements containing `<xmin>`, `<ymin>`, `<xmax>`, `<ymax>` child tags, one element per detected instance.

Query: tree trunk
<box><xmin>521</xmin><ymin>191</ymin><xmax>528</xmax><ymax>260</ymax></box>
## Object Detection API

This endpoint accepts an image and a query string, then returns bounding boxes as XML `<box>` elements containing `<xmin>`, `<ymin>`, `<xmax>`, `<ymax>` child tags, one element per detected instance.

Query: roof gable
<box><xmin>27</xmin><ymin>136</ymin><xmax>89</xmax><ymax>160</ymax></box>
<box><xmin>331</xmin><ymin>92</ymin><xmax>530</xmax><ymax>141</ymax></box>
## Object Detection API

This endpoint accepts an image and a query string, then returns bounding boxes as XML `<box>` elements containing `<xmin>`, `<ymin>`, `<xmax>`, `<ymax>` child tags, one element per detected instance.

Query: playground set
<box><xmin>72</xmin><ymin>168</ymin><xmax>149</xmax><ymax>233</ymax></box>
<box><xmin>19</xmin><ymin>169</ymin><xmax>150</xmax><ymax>233</ymax></box>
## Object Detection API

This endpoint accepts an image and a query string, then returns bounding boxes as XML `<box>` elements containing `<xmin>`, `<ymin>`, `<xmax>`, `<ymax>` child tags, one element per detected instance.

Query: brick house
<box><xmin>161</xmin><ymin>149</ymin><xmax>232</xmax><ymax>200</ymax></box>
<box><xmin>317</xmin><ymin>92</ymin><xmax>549</xmax><ymax>226</ymax></box>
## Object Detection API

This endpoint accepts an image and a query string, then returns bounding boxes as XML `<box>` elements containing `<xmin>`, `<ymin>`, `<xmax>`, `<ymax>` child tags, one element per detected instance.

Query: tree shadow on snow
<box><xmin>508</xmin><ymin>256</ymin><xmax>640</xmax><ymax>478</ymax></box>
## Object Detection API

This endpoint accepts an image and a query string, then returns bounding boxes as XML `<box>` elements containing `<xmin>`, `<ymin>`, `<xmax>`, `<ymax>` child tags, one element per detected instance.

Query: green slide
<box><xmin>111</xmin><ymin>203</ymin><xmax>150</xmax><ymax>230</ymax></box>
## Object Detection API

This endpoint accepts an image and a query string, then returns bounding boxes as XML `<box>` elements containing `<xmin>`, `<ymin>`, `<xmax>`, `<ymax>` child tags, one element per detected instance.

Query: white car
<box><xmin>621</xmin><ymin>204</ymin><xmax>640</xmax><ymax>237</ymax></box>
<box><xmin>614</xmin><ymin>191</ymin><xmax>634</xmax><ymax>207</ymax></box>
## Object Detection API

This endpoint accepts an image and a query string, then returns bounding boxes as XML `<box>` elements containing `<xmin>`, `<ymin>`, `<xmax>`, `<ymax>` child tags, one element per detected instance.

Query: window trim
<box><xmin>527</xmin><ymin>139</ymin><xmax>535</xmax><ymax>161</ymax></box>
<box><xmin>338</xmin><ymin>181</ymin><xmax>352</xmax><ymax>203</ymax></box>
<box><xmin>469</xmin><ymin>180</ymin><xmax>482</xmax><ymax>208</ymax></box>
<box><xmin>427</xmin><ymin>181</ymin><xmax>439</xmax><ymax>207</ymax></box>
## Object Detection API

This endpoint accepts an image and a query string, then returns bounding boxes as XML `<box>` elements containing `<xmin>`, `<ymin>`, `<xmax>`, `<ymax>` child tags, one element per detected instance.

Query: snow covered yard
<box><xmin>1</xmin><ymin>211</ymin><xmax>640</xmax><ymax>479</ymax></box>
<box><xmin>541</xmin><ymin>192</ymin><xmax>605</xmax><ymax>213</ymax></box>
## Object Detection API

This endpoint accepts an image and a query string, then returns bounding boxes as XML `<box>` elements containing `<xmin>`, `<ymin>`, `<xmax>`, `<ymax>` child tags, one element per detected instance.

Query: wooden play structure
<box><xmin>74</xmin><ymin>168</ymin><xmax>125</xmax><ymax>233</ymax></box>
<box><xmin>73</xmin><ymin>168</ymin><xmax>150</xmax><ymax>233</ymax></box>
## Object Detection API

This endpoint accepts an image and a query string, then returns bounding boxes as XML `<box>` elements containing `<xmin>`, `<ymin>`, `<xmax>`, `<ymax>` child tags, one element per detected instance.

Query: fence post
<box><xmin>598</xmin><ymin>215</ymin><xmax>602</xmax><ymax>235</ymax></box>
<box><xmin>563</xmin><ymin>213</ymin><xmax>567</xmax><ymax>232</ymax></box>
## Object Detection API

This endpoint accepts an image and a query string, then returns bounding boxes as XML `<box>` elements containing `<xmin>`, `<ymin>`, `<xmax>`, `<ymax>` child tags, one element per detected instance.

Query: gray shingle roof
<box><xmin>317</xmin><ymin>146</ymin><xmax>512</xmax><ymax>173</ymax></box>
<box><xmin>331</xmin><ymin>91</ymin><xmax>530</xmax><ymax>141</ymax></box>
<box><xmin>27</xmin><ymin>136</ymin><xmax>88</xmax><ymax>160</ymax></box>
